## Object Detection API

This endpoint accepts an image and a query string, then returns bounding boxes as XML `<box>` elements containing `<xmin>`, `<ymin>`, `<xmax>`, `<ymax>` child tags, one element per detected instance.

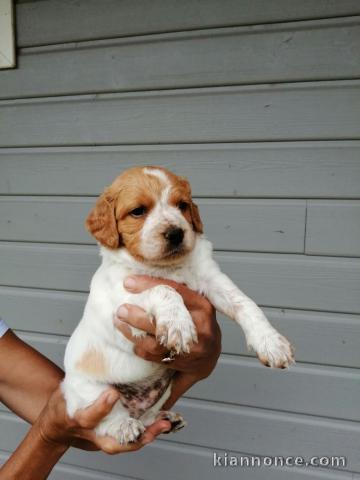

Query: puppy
<box><xmin>62</xmin><ymin>166</ymin><xmax>294</xmax><ymax>444</ymax></box>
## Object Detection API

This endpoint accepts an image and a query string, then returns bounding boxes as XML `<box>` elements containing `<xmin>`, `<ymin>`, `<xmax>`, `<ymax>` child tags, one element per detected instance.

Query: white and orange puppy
<box><xmin>62</xmin><ymin>166</ymin><xmax>294</xmax><ymax>444</ymax></box>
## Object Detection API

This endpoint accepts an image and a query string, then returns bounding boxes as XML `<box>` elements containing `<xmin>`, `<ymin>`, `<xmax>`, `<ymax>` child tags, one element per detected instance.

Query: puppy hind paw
<box><xmin>96</xmin><ymin>417</ymin><xmax>145</xmax><ymax>445</ymax></box>
<box><xmin>156</xmin><ymin>410</ymin><xmax>187</xmax><ymax>433</ymax></box>
<box><xmin>119</xmin><ymin>418</ymin><xmax>145</xmax><ymax>444</ymax></box>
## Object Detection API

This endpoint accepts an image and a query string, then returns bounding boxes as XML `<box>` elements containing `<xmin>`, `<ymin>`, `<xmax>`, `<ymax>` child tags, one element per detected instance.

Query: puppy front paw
<box><xmin>249</xmin><ymin>331</ymin><xmax>295</xmax><ymax>369</ymax></box>
<box><xmin>156</xmin><ymin>308</ymin><xmax>198</xmax><ymax>354</ymax></box>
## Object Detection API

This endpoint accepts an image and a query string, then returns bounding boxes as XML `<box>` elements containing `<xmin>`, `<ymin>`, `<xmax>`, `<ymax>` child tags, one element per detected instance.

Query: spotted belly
<box><xmin>113</xmin><ymin>369</ymin><xmax>175</xmax><ymax>418</ymax></box>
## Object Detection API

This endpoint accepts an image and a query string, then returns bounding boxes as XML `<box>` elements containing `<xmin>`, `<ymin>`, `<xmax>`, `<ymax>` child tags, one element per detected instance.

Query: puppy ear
<box><xmin>190</xmin><ymin>201</ymin><xmax>203</xmax><ymax>233</ymax></box>
<box><xmin>86</xmin><ymin>189</ymin><xmax>120</xmax><ymax>249</ymax></box>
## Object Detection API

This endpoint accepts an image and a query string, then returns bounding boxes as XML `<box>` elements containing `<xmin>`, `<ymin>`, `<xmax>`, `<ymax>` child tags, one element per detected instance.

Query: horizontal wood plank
<box><xmin>3</xmin><ymin>18</ymin><xmax>360</xmax><ymax>99</ymax></box>
<box><xmin>0</xmin><ymin>287</ymin><xmax>86</xmax><ymax>336</ymax></box>
<box><xmin>2</xmin><ymin>287</ymin><xmax>360</xmax><ymax>367</ymax></box>
<box><xmin>1</xmin><ymin>438</ymin><xmax>357</xmax><ymax>480</ymax></box>
<box><xmin>2</xmin><ymin>402</ymin><xmax>360</xmax><ymax>473</ymax></box>
<box><xmin>220</xmin><ymin>310</ymin><xmax>360</xmax><ymax>369</ymax></box>
<box><xmin>1</xmin><ymin>82</ymin><xmax>360</xmax><ymax>147</ymax></box>
<box><xmin>49</xmin><ymin>465</ymin><xmax>134</xmax><ymax>480</ymax></box>
<box><xmin>16</xmin><ymin>0</ymin><xmax>360</xmax><ymax>47</ymax></box>
<box><xmin>0</xmin><ymin>243</ymin><xmax>359</xmax><ymax>313</ymax></box>
<box><xmin>306</xmin><ymin>200</ymin><xmax>360</xmax><ymax>257</ymax></box>
<box><xmin>0</xmin><ymin>197</ymin><xmax>306</xmax><ymax>253</ymax></box>
<box><xmin>175</xmin><ymin>399</ymin><xmax>360</xmax><ymax>472</ymax></box>
<box><xmin>219</xmin><ymin>251</ymin><xmax>360</xmax><ymax>313</ymax></box>
<box><xmin>1</xmin><ymin>142</ymin><xmax>360</xmax><ymax>198</ymax></box>
<box><xmin>0</xmin><ymin>452</ymin><xmax>140</xmax><ymax>480</ymax></box>
<box><xmin>189</xmin><ymin>356</ymin><xmax>360</xmax><ymax>421</ymax></box>
<box><xmin>9</xmin><ymin>332</ymin><xmax>360</xmax><ymax>422</ymax></box>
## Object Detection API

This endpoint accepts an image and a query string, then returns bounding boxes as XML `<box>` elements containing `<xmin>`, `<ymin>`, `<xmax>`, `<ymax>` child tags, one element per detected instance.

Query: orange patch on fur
<box><xmin>167</xmin><ymin>174</ymin><xmax>203</xmax><ymax>233</ymax></box>
<box><xmin>76</xmin><ymin>349</ymin><xmax>107</xmax><ymax>377</ymax></box>
<box><xmin>114</xmin><ymin>167</ymin><xmax>167</xmax><ymax>259</ymax></box>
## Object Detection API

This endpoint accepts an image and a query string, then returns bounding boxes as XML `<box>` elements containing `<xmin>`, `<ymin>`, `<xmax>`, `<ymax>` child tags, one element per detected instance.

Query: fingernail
<box><xmin>116</xmin><ymin>305</ymin><xmax>128</xmax><ymax>319</ymax></box>
<box><xmin>124</xmin><ymin>276</ymin><xmax>137</xmax><ymax>290</ymax></box>
<box><xmin>160</xmin><ymin>422</ymin><xmax>172</xmax><ymax>434</ymax></box>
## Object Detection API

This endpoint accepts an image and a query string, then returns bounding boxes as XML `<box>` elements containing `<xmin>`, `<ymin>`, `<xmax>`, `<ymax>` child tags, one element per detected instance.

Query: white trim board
<box><xmin>0</xmin><ymin>0</ymin><xmax>15</xmax><ymax>69</ymax></box>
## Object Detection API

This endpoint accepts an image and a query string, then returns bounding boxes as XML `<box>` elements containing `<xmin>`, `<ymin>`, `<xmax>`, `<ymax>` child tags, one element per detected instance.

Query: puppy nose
<box><xmin>164</xmin><ymin>227</ymin><xmax>184</xmax><ymax>246</ymax></box>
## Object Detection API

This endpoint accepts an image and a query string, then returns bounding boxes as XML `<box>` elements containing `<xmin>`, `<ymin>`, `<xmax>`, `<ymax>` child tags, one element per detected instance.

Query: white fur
<box><xmin>143</xmin><ymin>167</ymin><xmax>169</xmax><ymax>184</ymax></box>
<box><xmin>140</xmin><ymin>184</ymin><xmax>195</xmax><ymax>261</ymax></box>
<box><xmin>63</xmin><ymin>175</ymin><xmax>294</xmax><ymax>444</ymax></box>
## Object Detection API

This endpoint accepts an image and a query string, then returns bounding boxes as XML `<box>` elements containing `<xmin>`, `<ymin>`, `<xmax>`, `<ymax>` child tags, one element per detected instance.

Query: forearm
<box><xmin>0</xmin><ymin>422</ymin><xmax>68</xmax><ymax>480</ymax></box>
<box><xmin>0</xmin><ymin>331</ymin><xmax>63</xmax><ymax>423</ymax></box>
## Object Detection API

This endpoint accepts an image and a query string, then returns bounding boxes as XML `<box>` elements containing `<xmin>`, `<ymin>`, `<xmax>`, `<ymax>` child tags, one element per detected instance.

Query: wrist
<box><xmin>34</xmin><ymin>420</ymin><xmax>69</xmax><ymax>454</ymax></box>
<box><xmin>35</xmin><ymin>406</ymin><xmax>71</xmax><ymax>450</ymax></box>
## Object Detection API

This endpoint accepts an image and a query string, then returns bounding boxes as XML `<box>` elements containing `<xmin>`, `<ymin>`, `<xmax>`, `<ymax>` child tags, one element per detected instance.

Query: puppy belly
<box><xmin>113</xmin><ymin>369</ymin><xmax>174</xmax><ymax>418</ymax></box>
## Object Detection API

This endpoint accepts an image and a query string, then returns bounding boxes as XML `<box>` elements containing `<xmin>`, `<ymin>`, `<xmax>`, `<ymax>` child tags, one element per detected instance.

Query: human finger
<box><xmin>114</xmin><ymin>320</ymin><xmax>168</xmax><ymax>356</ymax></box>
<box><xmin>140</xmin><ymin>420</ymin><xmax>172</xmax><ymax>445</ymax></box>
<box><xmin>73</xmin><ymin>389</ymin><xmax>120</xmax><ymax>428</ymax></box>
<box><xmin>94</xmin><ymin>420</ymin><xmax>171</xmax><ymax>454</ymax></box>
<box><xmin>115</xmin><ymin>304</ymin><xmax>156</xmax><ymax>335</ymax></box>
<box><xmin>132</xmin><ymin>345</ymin><xmax>168</xmax><ymax>363</ymax></box>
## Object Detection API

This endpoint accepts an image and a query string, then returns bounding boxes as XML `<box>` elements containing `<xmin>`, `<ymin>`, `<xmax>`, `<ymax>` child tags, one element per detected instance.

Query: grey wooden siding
<box><xmin>15</xmin><ymin>0</ymin><xmax>360</xmax><ymax>46</ymax></box>
<box><xmin>0</xmin><ymin>197</ymin><xmax>307</xmax><ymax>252</ymax></box>
<box><xmin>1</xmin><ymin>1</ymin><xmax>360</xmax><ymax>479</ymax></box>
<box><xmin>2</xmin><ymin>83</ymin><xmax>360</xmax><ymax>146</ymax></box>
<box><xmin>2</xmin><ymin>17</ymin><xmax>360</xmax><ymax>99</ymax></box>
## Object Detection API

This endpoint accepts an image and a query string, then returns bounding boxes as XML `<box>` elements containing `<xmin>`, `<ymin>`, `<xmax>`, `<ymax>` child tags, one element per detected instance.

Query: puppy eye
<box><xmin>130</xmin><ymin>206</ymin><xmax>147</xmax><ymax>217</ymax></box>
<box><xmin>178</xmin><ymin>201</ymin><xmax>189</xmax><ymax>212</ymax></box>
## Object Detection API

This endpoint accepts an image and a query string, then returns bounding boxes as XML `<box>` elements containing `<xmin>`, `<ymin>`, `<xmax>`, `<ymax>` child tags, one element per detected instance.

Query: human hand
<box><xmin>114</xmin><ymin>275</ymin><xmax>222</xmax><ymax>409</ymax></box>
<box><xmin>36</xmin><ymin>386</ymin><xmax>171</xmax><ymax>454</ymax></box>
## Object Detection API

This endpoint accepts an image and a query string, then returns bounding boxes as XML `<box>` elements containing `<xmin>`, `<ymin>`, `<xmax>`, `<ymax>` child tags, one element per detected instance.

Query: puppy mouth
<box><xmin>163</xmin><ymin>245</ymin><xmax>185</xmax><ymax>258</ymax></box>
<box><xmin>152</xmin><ymin>241</ymin><xmax>191</xmax><ymax>264</ymax></box>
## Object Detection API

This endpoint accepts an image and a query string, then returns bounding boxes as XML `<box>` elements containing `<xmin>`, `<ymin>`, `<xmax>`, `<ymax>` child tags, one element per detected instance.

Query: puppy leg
<box><xmin>62</xmin><ymin>373</ymin><xmax>108</xmax><ymax>417</ymax></box>
<box><xmin>95</xmin><ymin>402</ymin><xmax>145</xmax><ymax>444</ymax></box>
<box><xmin>62</xmin><ymin>374</ymin><xmax>145</xmax><ymax>444</ymax></box>
<box><xmin>213</xmin><ymin>277</ymin><xmax>293</xmax><ymax>367</ymax></box>
<box><xmin>126</xmin><ymin>285</ymin><xmax>198</xmax><ymax>354</ymax></box>
<box><xmin>198</xmin><ymin>257</ymin><xmax>294</xmax><ymax>368</ymax></box>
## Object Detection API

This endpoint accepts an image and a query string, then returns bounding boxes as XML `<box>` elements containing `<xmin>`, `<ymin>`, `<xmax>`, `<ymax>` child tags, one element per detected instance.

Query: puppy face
<box><xmin>86</xmin><ymin>166</ymin><xmax>203</xmax><ymax>265</ymax></box>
